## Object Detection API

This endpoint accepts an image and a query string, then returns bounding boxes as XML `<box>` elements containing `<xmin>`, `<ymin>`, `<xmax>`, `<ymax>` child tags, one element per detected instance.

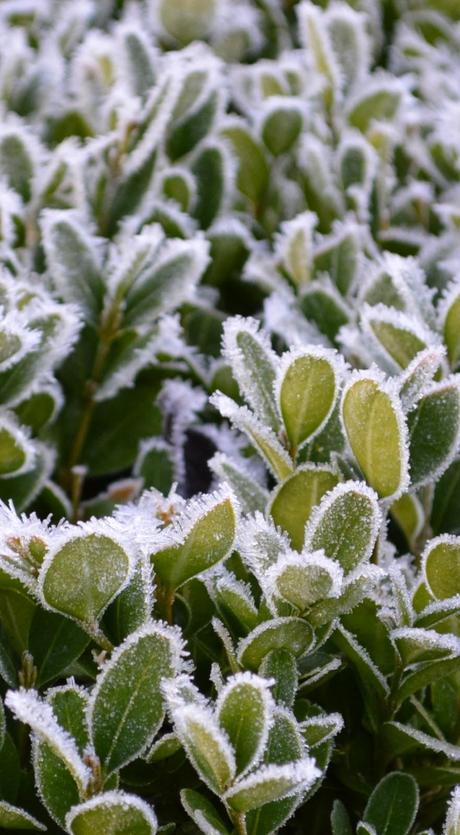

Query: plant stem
<box><xmin>232</xmin><ymin>813</ymin><xmax>248</xmax><ymax>835</ymax></box>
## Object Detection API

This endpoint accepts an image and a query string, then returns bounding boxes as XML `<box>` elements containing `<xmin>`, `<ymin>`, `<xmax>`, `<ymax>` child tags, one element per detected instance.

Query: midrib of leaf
<box><xmin>103</xmin><ymin>663</ymin><xmax>153</xmax><ymax>770</ymax></box>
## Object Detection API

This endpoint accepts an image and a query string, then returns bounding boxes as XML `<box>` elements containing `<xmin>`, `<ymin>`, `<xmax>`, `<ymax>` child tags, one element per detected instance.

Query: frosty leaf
<box><xmin>444</xmin><ymin>787</ymin><xmax>460</xmax><ymax>835</ymax></box>
<box><xmin>166</xmin><ymin>81</ymin><xmax>219</xmax><ymax>161</ymax></box>
<box><xmin>304</xmin><ymin>482</ymin><xmax>381</xmax><ymax>573</ymax></box>
<box><xmin>124</xmin><ymin>238</ymin><xmax>209</xmax><ymax>327</ymax></box>
<box><xmin>269</xmin><ymin>465</ymin><xmax>339</xmax><ymax>551</ymax></box>
<box><xmin>300</xmin><ymin>283</ymin><xmax>350</xmax><ymax>343</ymax></box>
<box><xmin>0</xmin><ymin>696</ymin><xmax>4</xmax><ymax>751</ymax></box>
<box><xmin>297</xmin><ymin>1</ymin><xmax>340</xmax><ymax>105</ymax></box>
<box><xmin>391</xmin><ymin>628</ymin><xmax>460</xmax><ymax>666</ymax></box>
<box><xmin>299</xmin><ymin>711</ymin><xmax>344</xmax><ymax>749</ymax></box>
<box><xmin>313</xmin><ymin>225</ymin><xmax>360</xmax><ymax>296</ymax></box>
<box><xmin>158</xmin><ymin>0</ymin><xmax>217</xmax><ymax>45</ymax></box>
<box><xmin>382</xmin><ymin>721</ymin><xmax>460</xmax><ymax>763</ymax></box>
<box><xmin>0</xmin><ymin>415</ymin><xmax>35</xmax><ymax>478</ymax></box>
<box><xmin>423</xmin><ymin>536</ymin><xmax>460</xmax><ymax>600</ymax></box>
<box><xmin>168</xmin><ymin>701</ymin><xmax>236</xmax><ymax>794</ymax></box>
<box><xmin>5</xmin><ymin>689</ymin><xmax>90</xmax><ymax>793</ymax></box>
<box><xmin>261</xmin><ymin>98</ymin><xmax>303</xmax><ymax>157</ymax></box>
<box><xmin>180</xmin><ymin>789</ymin><xmax>230</xmax><ymax>835</ymax></box>
<box><xmin>29</xmin><ymin>608</ymin><xmax>89</xmax><ymax>687</ymax></box>
<box><xmin>331</xmin><ymin>799</ymin><xmax>353</xmax><ymax>835</ymax></box>
<box><xmin>212</xmin><ymin>394</ymin><xmax>293</xmax><ymax>481</ymax></box>
<box><xmin>275</xmin><ymin>212</ymin><xmax>316</xmax><ymax>288</ymax></box>
<box><xmin>348</xmin><ymin>79</ymin><xmax>402</xmax><ymax>132</ymax></box>
<box><xmin>224</xmin><ymin>758</ymin><xmax>319</xmax><ymax>813</ymax></box>
<box><xmin>0</xmin><ymin>801</ymin><xmax>46</xmax><ymax>831</ymax></box>
<box><xmin>259</xmin><ymin>650</ymin><xmax>298</xmax><ymax>709</ymax></box>
<box><xmin>118</xmin><ymin>26</ymin><xmax>156</xmax><ymax>99</ymax></box>
<box><xmin>277</xmin><ymin>348</ymin><xmax>340</xmax><ymax>452</ymax></box>
<box><xmin>270</xmin><ymin>552</ymin><xmax>343</xmax><ymax>612</ymax></box>
<box><xmin>237</xmin><ymin>618</ymin><xmax>314</xmax><ymax>671</ymax></box>
<box><xmin>150</xmin><ymin>487</ymin><xmax>237</xmax><ymax>591</ymax></box>
<box><xmin>0</xmin><ymin>130</ymin><xmax>35</xmax><ymax>202</ymax></box>
<box><xmin>398</xmin><ymin>348</ymin><xmax>445</xmax><ymax>412</ymax></box>
<box><xmin>209</xmin><ymin>453</ymin><xmax>268</xmax><ymax>515</ymax></box>
<box><xmin>221</xmin><ymin>122</ymin><xmax>268</xmax><ymax>204</ymax></box>
<box><xmin>39</xmin><ymin>527</ymin><xmax>132</xmax><ymax>627</ymax></box>
<box><xmin>222</xmin><ymin>317</ymin><xmax>280</xmax><ymax>432</ymax></box>
<box><xmin>213</xmin><ymin>572</ymin><xmax>258</xmax><ymax>632</ymax></box>
<box><xmin>66</xmin><ymin>791</ymin><xmax>157</xmax><ymax>835</ymax></box>
<box><xmin>362</xmin><ymin>306</ymin><xmax>429</xmax><ymax>371</ymax></box>
<box><xmin>192</xmin><ymin>142</ymin><xmax>230</xmax><ymax>230</ymax></box>
<box><xmin>145</xmin><ymin>733</ymin><xmax>181</xmax><ymax>764</ymax></box>
<box><xmin>414</xmin><ymin>596</ymin><xmax>460</xmax><ymax>629</ymax></box>
<box><xmin>89</xmin><ymin>621</ymin><xmax>183</xmax><ymax>775</ymax></box>
<box><xmin>407</xmin><ymin>379</ymin><xmax>460</xmax><ymax>488</ymax></box>
<box><xmin>217</xmin><ymin>672</ymin><xmax>273</xmax><ymax>776</ymax></box>
<box><xmin>362</xmin><ymin>772</ymin><xmax>419</xmax><ymax>835</ymax></box>
<box><xmin>390</xmin><ymin>493</ymin><xmax>424</xmax><ymax>548</ymax></box>
<box><xmin>40</xmin><ymin>211</ymin><xmax>104</xmax><ymax>322</ymax></box>
<box><xmin>333</xmin><ymin>623</ymin><xmax>390</xmax><ymax>700</ymax></box>
<box><xmin>341</xmin><ymin>372</ymin><xmax>409</xmax><ymax>499</ymax></box>
<box><xmin>326</xmin><ymin>4</ymin><xmax>370</xmax><ymax>95</ymax></box>
<box><xmin>33</xmin><ymin>686</ymin><xmax>88</xmax><ymax>827</ymax></box>
<box><xmin>443</xmin><ymin>286</ymin><xmax>460</xmax><ymax>370</ymax></box>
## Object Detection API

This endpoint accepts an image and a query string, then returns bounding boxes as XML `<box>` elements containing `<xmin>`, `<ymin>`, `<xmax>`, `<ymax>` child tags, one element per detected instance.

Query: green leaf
<box><xmin>29</xmin><ymin>609</ymin><xmax>89</xmax><ymax>687</ymax></box>
<box><xmin>222</xmin><ymin>317</ymin><xmax>280</xmax><ymax>433</ymax></box>
<box><xmin>407</xmin><ymin>380</ymin><xmax>460</xmax><ymax>488</ymax></box>
<box><xmin>423</xmin><ymin>536</ymin><xmax>460</xmax><ymax>600</ymax></box>
<box><xmin>299</xmin><ymin>285</ymin><xmax>349</xmax><ymax>343</ymax></box>
<box><xmin>382</xmin><ymin>721</ymin><xmax>460</xmax><ymax>764</ymax></box>
<box><xmin>221</xmin><ymin>124</ymin><xmax>268</xmax><ymax>204</ymax></box>
<box><xmin>41</xmin><ymin>211</ymin><xmax>104</xmax><ymax>322</ymax></box>
<box><xmin>269</xmin><ymin>465</ymin><xmax>339</xmax><ymax>551</ymax></box>
<box><xmin>237</xmin><ymin>618</ymin><xmax>314</xmax><ymax>671</ymax></box>
<box><xmin>396</xmin><ymin>656</ymin><xmax>460</xmax><ymax>706</ymax></box>
<box><xmin>66</xmin><ymin>791</ymin><xmax>157</xmax><ymax>835</ymax></box>
<box><xmin>209</xmin><ymin>454</ymin><xmax>268</xmax><ymax>515</ymax></box>
<box><xmin>158</xmin><ymin>0</ymin><xmax>217</xmax><ymax>43</ymax></box>
<box><xmin>145</xmin><ymin>733</ymin><xmax>181</xmax><ymax>764</ymax></box>
<box><xmin>103</xmin><ymin>557</ymin><xmax>152</xmax><ymax>645</ymax></box>
<box><xmin>444</xmin><ymin>787</ymin><xmax>460</xmax><ymax>835</ymax></box>
<box><xmin>0</xmin><ymin>419</ymin><xmax>32</xmax><ymax>477</ymax></box>
<box><xmin>313</xmin><ymin>226</ymin><xmax>359</xmax><ymax>296</ymax></box>
<box><xmin>0</xmin><ymin>801</ymin><xmax>46</xmax><ymax>831</ymax></box>
<box><xmin>33</xmin><ymin>686</ymin><xmax>88</xmax><ymax>827</ymax></box>
<box><xmin>341</xmin><ymin>374</ymin><xmax>408</xmax><ymax>499</ymax></box>
<box><xmin>167</xmin><ymin>90</ymin><xmax>218</xmax><ymax>161</ymax></box>
<box><xmin>151</xmin><ymin>488</ymin><xmax>237</xmax><ymax>591</ymax></box>
<box><xmin>365</xmin><ymin>313</ymin><xmax>427</xmax><ymax>370</ymax></box>
<box><xmin>305</xmin><ymin>482</ymin><xmax>381</xmax><ymax>572</ymax></box>
<box><xmin>272</xmin><ymin>553</ymin><xmax>342</xmax><ymax>611</ymax></box>
<box><xmin>224</xmin><ymin>758</ymin><xmax>318</xmax><ymax>813</ymax></box>
<box><xmin>0</xmin><ymin>588</ymin><xmax>35</xmax><ymax>654</ymax></box>
<box><xmin>331</xmin><ymin>799</ymin><xmax>353</xmax><ymax>835</ymax></box>
<box><xmin>432</xmin><ymin>458</ymin><xmax>460</xmax><ymax>535</ymax></box>
<box><xmin>277</xmin><ymin>349</ymin><xmax>339</xmax><ymax>452</ymax></box>
<box><xmin>39</xmin><ymin>530</ymin><xmax>132</xmax><ymax>627</ymax></box>
<box><xmin>180</xmin><ymin>789</ymin><xmax>230</xmax><ymax>835</ymax></box>
<box><xmin>261</xmin><ymin>102</ymin><xmax>303</xmax><ymax>156</ymax></box>
<box><xmin>192</xmin><ymin>143</ymin><xmax>227</xmax><ymax>229</ymax></box>
<box><xmin>90</xmin><ymin>622</ymin><xmax>181</xmax><ymax>775</ymax></box>
<box><xmin>172</xmin><ymin>703</ymin><xmax>236</xmax><ymax>794</ymax></box>
<box><xmin>259</xmin><ymin>650</ymin><xmax>298</xmax><ymax>708</ymax></box>
<box><xmin>0</xmin><ymin>131</ymin><xmax>34</xmax><ymax>202</ymax></box>
<box><xmin>443</xmin><ymin>288</ymin><xmax>460</xmax><ymax>369</ymax></box>
<box><xmin>217</xmin><ymin>673</ymin><xmax>273</xmax><ymax>775</ymax></box>
<box><xmin>348</xmin><ymin>84</ymin><xmax>402</xmax><ymax>132</ymax></box>
<box><xmin>363</xmin><ymin>772</ymin><xmax>418</xmax><ymax>835</ymax></box>
<box><xmin>390</xmin><ymin>493</ymin><xmax>423</xmax><ymax>548</ymax></box>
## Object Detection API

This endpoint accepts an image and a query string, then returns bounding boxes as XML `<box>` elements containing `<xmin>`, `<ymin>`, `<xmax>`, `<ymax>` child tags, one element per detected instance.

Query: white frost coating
<box><xmin>409</xmin><ymin>377</ymin><xmax>460</xmax><ymax>488</ymax></box>
<box><xmin>388</xmin><ymin>565</ymin><xmax>414</xmax><ymax>628</ymax></box>
<box><xmin>335</xmin><ymin>623</ymin><xmax>390</xmax><ymax>696</ymax></box>
<box><xmin>340</xmin><ymin>366</ymin><xmax>410</xmax><ymax>501</ymax></box>
<box><xmin>275</xmin><ymin>344</ymin><xmax>345</xmax><ymax>447</ymax></box>
<box><xmin>385</xmin><ymin>720</ymin><xmax>460</xmax><ymax>762</ymax></box>
<box><xmin>0</xmin><ymin>310</ymin><xmax>41</xmax><ymax>372</ymax></box>
<box><xmin>0</xmin><ymin>500</ymin><xmax>53</xmax><ymax>591</ymax></box>
<box><xmin>5</xmin><ymin>688</ymin><xmax>90</xmax><ymax>791</ymax></box>
<box><xmin>304</xmin><ymin>480</ymin><xmax>382</xmax><ymax>568</ymax></box>
<box><xmin>169</xmin><ymin>701</ymin><xmax>237</xmax><ymax>793</ymax></box>
<box><xmin>444</xmin><ymin>786</ymin><xmax>460</xmax><ymax>835</ymax></box>
<box><xmin>106</xmin><ymin>224</ymin><xmax>164</xmax><ymax>297</ymax></box>
<box><xmin>210</xmin><ymin>393</ymin><xmax>293</xmax><ymax>480</ymax></box>
<box><xmin>65</xmin><ymin>790</ymin><xmax>158</xmax><ymax>834</ymax></box>
<box><xmin>300</xmin><ymin>712</ymin><xmax>344</xmax><ymax>746</ymax></box>
<box><xmin>157</xmin><ymin>378</ymin><xmax>207</xmax><ymax>489</ymax></box>
<box><xmin>0</xmin><ymin>410</ymin><xmax>36</xmax><ymax>478</ymax></box>
<box><xmin>264</xmin><ymin>291</ymin><xmax>326</xmax><ymax>347</ymax></box>
<box><xmin>221</xmin><ymin>315</ymin><xmax>279</xmax><ymax>428</ymax></box>
<box><xmin>297</xmin><ymin>1</ymin><xmax>341</xmax><ymax>91</ymax></box>
<box><xmin>212</xmin><ymin>568</ymin><xmax>258</xmax><ymax>620</ymax></box>
<box><xmin>216</xmin><ymin>671</ymin><xmax>275</xmax><ymax>775</ymax></box>
<box><xmin>224</xmin><ymin>757</ymin><xmax>320</xmax><ymax>808</ymax></box>
<box><xmin>208</xmin><ymin>452</ymin><xmax>269</xmax><ymax>513</ymax></box>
